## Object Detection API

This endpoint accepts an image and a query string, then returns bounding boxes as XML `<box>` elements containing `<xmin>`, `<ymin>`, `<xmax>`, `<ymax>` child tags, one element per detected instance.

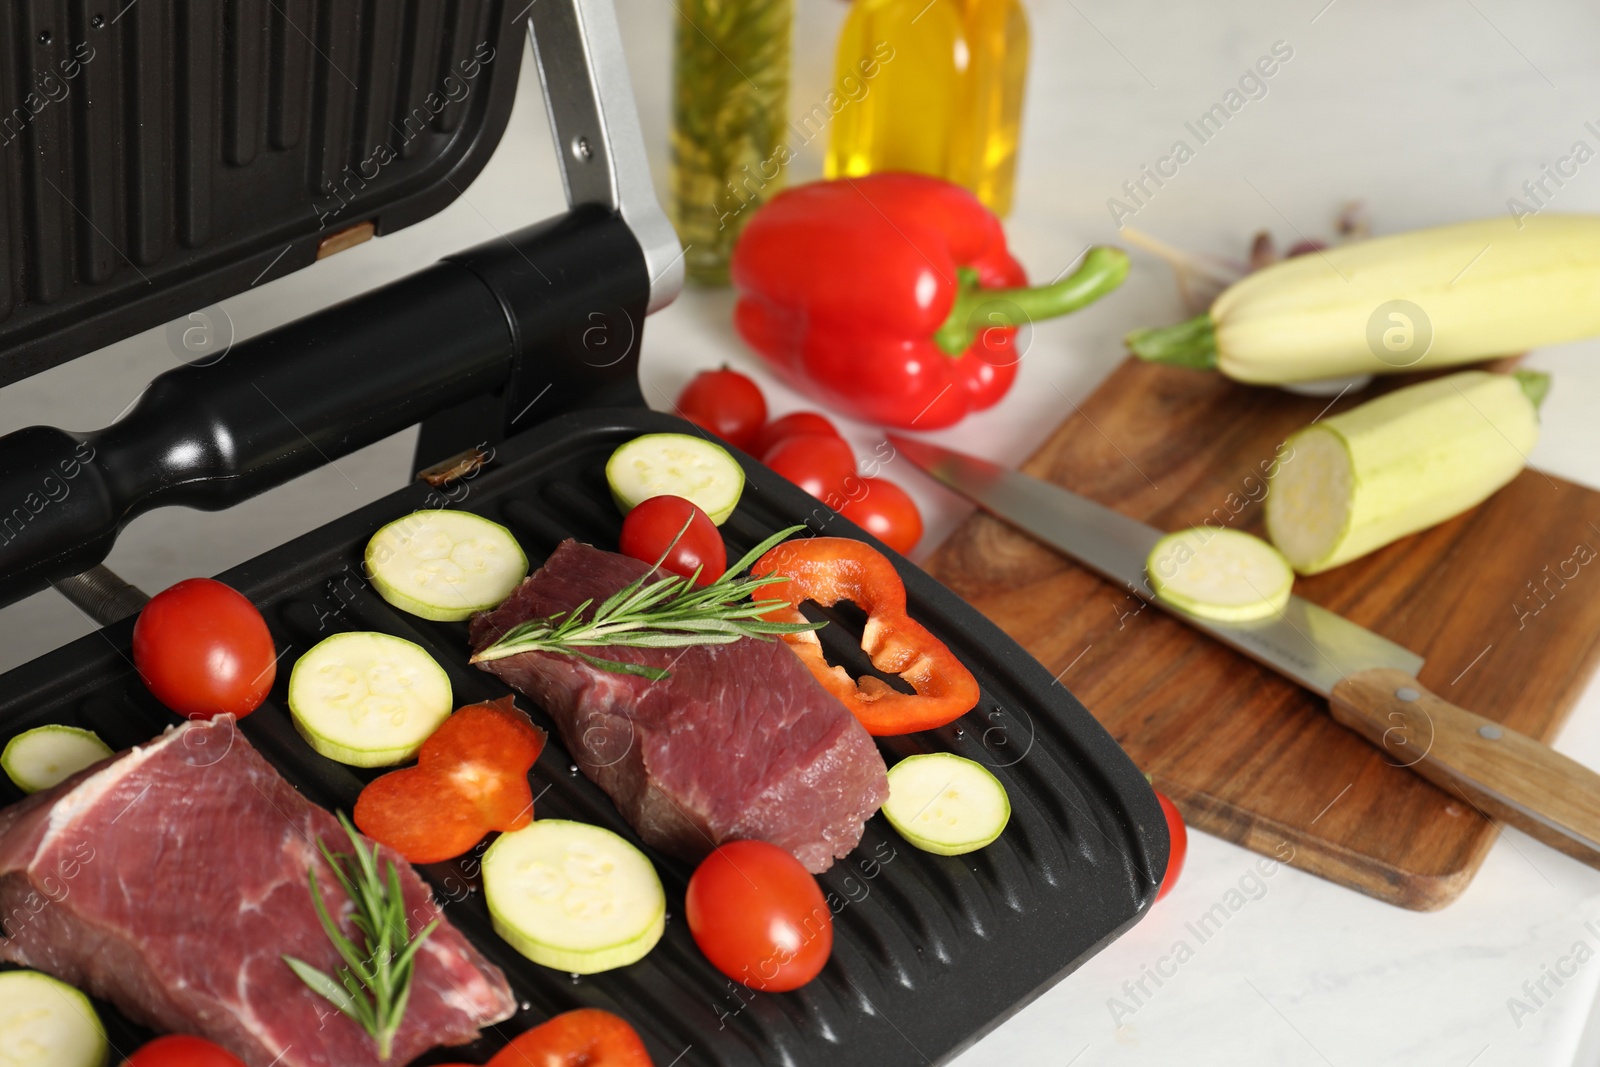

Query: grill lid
<box><xmin>0</xmin><ymin>0</ymin><xmax>526</xmax><ymax>386</ymax></box>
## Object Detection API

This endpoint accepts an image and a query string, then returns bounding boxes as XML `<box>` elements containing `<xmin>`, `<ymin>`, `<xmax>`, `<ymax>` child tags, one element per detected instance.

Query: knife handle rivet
<box><xmin>1394</xmin><ymin>687</ymin><xmax>1421</xmax><ymax>702</ymax></box>
<box><xmin>1478</xmin><ymin>724</ymin><xmax>1504</xmax><ymax>741</ymax></box>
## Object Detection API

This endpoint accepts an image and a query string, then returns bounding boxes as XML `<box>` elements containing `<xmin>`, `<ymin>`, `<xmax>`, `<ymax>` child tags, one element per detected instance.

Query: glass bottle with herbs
<box><xmin>671</xmin><ymin>0</ymin><xmax>792</xmax><ymax>286</ymax></box>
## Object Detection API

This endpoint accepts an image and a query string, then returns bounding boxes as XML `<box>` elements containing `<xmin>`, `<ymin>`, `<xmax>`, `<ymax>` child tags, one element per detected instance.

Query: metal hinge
<box><xmin>527</xmin><ymin>0</ymin><xmax>684</xmax><ymax>314</ymax></box>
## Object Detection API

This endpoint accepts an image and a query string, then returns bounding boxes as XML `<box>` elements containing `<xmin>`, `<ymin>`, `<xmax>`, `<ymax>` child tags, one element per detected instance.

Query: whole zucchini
<box><xmin>1127</xmin><ymin>215</ymin><xmax>1600</xmax><ymax>383</ymax></box>
<box><xmin>1265</xmin><ymin>369</ymin><xmax>1546</xmax><ymax>574</ymax></box>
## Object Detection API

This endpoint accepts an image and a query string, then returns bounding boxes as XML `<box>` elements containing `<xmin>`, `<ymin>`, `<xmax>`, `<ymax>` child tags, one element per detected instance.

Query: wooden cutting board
<box><xmin>923</xmin><ymin>357</ymin><xmax>1600</xmax><ymax>910</ymax></box>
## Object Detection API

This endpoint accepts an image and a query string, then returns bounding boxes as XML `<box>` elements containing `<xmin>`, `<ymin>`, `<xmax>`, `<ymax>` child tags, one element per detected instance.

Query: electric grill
<box><xmin>0</xmin><ymin>2</ymin><xmax>1167</xmax><ymax>1063</ymax></box>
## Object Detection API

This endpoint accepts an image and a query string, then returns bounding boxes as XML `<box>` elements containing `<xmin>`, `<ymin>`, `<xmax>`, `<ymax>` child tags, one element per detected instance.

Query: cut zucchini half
<box><xmin>606</xmin><ymin>433</ymin><xmax>744</xmax><ymax>525</ymax></box>
<box><xmin>0</xmin><ymin>970</ymin><xmax>108</xmax><ymax>1067</ymax></box>
<box><xmin>1146</xmin><ymin>527</ymin><xmax>1293</xmax><ymax>623</ymax></box>
<box><xmin>365</xmin><ymin>510</ymin><xmax>528</xmax><ymax>622</ymax></box>
<box><xmin>287</xmin><ymin>632</ymin><xmax>453</xmax><ymax>767</ymax></box>
<box><xmin>1266</xmin><ymin>369</ymin><xmax>1541</xmax><ymax>575</ymax></box>
<box><xmin>2</xmin><ymin>725</ymin><xmax>114</xmax><ymax>794</ymax></box>
<box><xmin>483</xmin><ymin>819</ymin><xmax>665</xmax><ymax>974</ymax></box>
<box><xmin>883</xmin><ymin>753</ymin><xmax>1011</xmax><ymax>856</ymax></box>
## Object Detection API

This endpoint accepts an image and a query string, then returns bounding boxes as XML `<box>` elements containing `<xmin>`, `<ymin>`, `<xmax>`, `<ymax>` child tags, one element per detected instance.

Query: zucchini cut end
<box><xmin>483</xmin><ymin>819</ymin><xmax>666</xmax><ymax>974</ymax></box>
<box><xmin>364</xmin><ymin>510</ymin><xmax>528</xmax><ymax>622</ymax></box>
<box><xmin>883</xmin><ymin>753</ymin><xmax>1011</xmax><ymax>856</ymax></box>
<box><xmin>2</xmin><ymin>725</ymin><xmax>114</xmax><ymax>794</ymax></box>
<box><xmin>0</xmin><ymin>970</ymin><xmax>108</xmax><ymax>1067</ymax></box>
<box><xmin>1263</xmin><ymin>426</ymin><xmax>1354</xmax><ymax>575</ymax></box>
<box><xmin>287</xmin><ymin>631</ymin><xmax>453</xmax><ymax>768</ymax></box>
<box><xmin>1147</xmin><ymin>527</ymin><xmax>1295</xmax><ymax>621</ymax></box>
<box><xmin>606</xmin><ymin>433</ymin><xmax>744</xmax><ymax>525</ymax></box>
<box><xmin>489</xmin><ymin>907</ymin><xmax>666</xmax><ymax>975</ymax></box>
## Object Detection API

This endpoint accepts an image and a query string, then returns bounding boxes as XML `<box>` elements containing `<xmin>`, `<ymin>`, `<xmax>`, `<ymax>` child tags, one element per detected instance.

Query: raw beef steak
<box><xmin>0</xmin><ymin>717</ymin><xmax>515</xmax><ymax>1067</ymax></box>
<box><xmin>471</xmin><ymin>539</ymin><xmax>888</xmax><ymax>872</ymax></box>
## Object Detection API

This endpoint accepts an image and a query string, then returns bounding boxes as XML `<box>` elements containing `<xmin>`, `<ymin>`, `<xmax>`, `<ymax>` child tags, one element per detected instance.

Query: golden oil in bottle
<box><xmin>825</xmin><ymin>0</ymin><xmax>964</xmax><ymax>182</ymax></box>
<box><xmin>671</xmin><ymin>0</ymin><xmax>792</xmax><ymax>285</ymax></box>
<box><xmin>825</xmin><ymin>0</ymin><xmax>1029</xmax><ymax>216</ymax></box>
<box><xmin>949</xmin><ymin>0</ymin><xmax>1029</xmax><ymax>216</ymax></box>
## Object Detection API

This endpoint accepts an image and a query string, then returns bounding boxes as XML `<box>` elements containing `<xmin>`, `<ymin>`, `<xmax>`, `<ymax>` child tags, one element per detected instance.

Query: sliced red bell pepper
<box><xmin>354</xmin><ymin>696</ymin><xmax>546</xmax><ymax>864</ymax></box>
<box><xmin>730</xmin><ymin>173</ymin><xmax>1128</xmax><ymax>429</ymax></box>
<box><xmin>753</xmin><ymin>537</ymin><xmax>980</xmax><ymax>735</ymax></box>
<box><xmin>486</xmin><ymin>1009</ymin><xmax>653</xmax><ymax>1067</ymax></box>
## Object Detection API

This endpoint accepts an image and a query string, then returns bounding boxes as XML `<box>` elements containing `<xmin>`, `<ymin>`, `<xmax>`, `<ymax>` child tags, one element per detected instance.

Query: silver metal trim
<box><xmin>527</xmin><ymin>0</ymin><xmax>683</xmax><ymax>313</ymax></box>
<box><xmin>889</xmin><ymin>434</ymin><xmax>1425</xmax><ymax>697</ymax></box>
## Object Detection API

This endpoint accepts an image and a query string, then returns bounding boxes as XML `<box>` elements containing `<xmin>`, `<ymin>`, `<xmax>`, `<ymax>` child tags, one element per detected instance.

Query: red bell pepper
<box><xmin>485</xmin><ymin>1009</ymin><xmax>653</xmax><ymax>1067</ymax></box>
<box><xmin>731</xmin><ymin>173</ymin><xmax>1128</xmax><ymax>429</ymax></box>
<box><xmin>753</xmin><ymin>536</ymin><xmax>979</xmax><ymax>735</ymax></box>
<box><xmin>353</xmin><ymin>697</ymin><xmax>546</xmax><ymax>864</ymax></box>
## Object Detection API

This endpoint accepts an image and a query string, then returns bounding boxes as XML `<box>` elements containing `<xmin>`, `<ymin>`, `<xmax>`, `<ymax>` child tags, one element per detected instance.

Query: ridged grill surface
<box><xmin>0</xmin><ymin>409</ymin><xmax>1164</xmax><ymax>1066</ymax></box>
<box><xmin>0</xmin><ymin>0</ymin><xmax>521</xmax><ymax>384</ymax></box>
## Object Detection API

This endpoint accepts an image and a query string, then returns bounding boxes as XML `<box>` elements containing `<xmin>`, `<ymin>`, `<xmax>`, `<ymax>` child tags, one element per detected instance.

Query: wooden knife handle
<box><xmin>1330</xmin><ymin>667</ymin><xmax>1600</xmax><ymax>870</ymax></box>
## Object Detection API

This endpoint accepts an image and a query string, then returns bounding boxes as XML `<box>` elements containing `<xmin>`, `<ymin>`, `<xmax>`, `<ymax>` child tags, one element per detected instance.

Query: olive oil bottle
<box><xmin>825</xmin><ymin>0</ymin><xmax>1029</xmax><ymax>216</ymax></box>
<box><xmin>671</xmin><ymin>0</ymin><xmax>792</xmax><ymax>285</ymax></box>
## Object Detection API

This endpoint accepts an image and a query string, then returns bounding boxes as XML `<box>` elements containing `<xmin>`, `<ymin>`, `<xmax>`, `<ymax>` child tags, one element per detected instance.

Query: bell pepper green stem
<box><xmin>932</xmin><ymin>246</ymin><xmax>1130</xmax><ymax>357</ymax></box>
<box><xmin>1513</xmin><ymin>369</ymin><xmax>1551</xmax><ymax>411</ymax></box>
<box><xmin>1125</xmin><ymin>313</ymin><xmax>1218</xmax><ymax>370</ymax></box>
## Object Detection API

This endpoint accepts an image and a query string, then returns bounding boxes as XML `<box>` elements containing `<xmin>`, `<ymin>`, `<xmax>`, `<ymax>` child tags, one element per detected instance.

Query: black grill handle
<box><xmin>0</xmin><ymin>207</ymin><xmax>652</xmax><ymax>607</ymax></box>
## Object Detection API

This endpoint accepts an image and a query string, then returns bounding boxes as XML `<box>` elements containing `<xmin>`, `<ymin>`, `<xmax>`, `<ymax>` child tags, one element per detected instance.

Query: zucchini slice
<box><xmin>483</xmin><ymin>819</ymin><xmax>665</xmax><ymax>974</ymax></box>
<box><xmin>883</xmin><ymin>753</ymin><xmax>1011</xmax><ymax>856</ymax></box>
<box><xmin>606</xmin><ymin>433</ymin><xmax>744</xmax><ymax>525</ymax></box>
<box><xmin>1146</xmin><ymin>527</ymin><xmax>1294</xmax><ymax>623</ymax></box>
<box><xmin>0</xmin><ymin>970</ymin><xmax>108</xmax><ymax>1067</ymax></box>
<box><xmin>2</xmin><ymin>725</ymin><xmax>113</xmax><ymax>794</ymax></box>
<box><xmin>287</xmin><ymin>632</ymin><xmax>453</xmax><ymax>767</ymax></box>
<box><xmin>1266</xmin><ymin>370</ymin><xmax>1542</xmax><ymax>574</ymax></box>
<box><xmin>365</xmin><ymin>510</ymin><xmax>528</xmax><ymax>622</ymax></box>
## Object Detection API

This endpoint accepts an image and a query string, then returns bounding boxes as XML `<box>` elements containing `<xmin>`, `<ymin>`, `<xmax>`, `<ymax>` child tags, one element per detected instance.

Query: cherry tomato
<box><xmin>749</xmin><ymin>411</ymin><xmax>841</xmax><ymax>459</ymax></box>
<box><xmin>763</xmin><ymin>434</ymin><xmax>855</xmax><ymax>502</ymax></box>
<box><xmin>840</xmin><ymin>477</ymin><xmax>923</xmax><ymax>555</ymax></box>
<box><xmin>686</xmin><ymin>840</ymin><xmax>832</xmax><ymax>992</ymax></box>
<box><xmin>676</xmin><ymin>367</ymin><xmax>767</xmax><ymax>450</ymax></box>
<box><xmin>488</xmin><ymin>1009</ymin><xmax>653</xmax><ymax>1067</ymax></box>
<box><xmin>1155</xmin><ymin>788</ymin><xmax>1188</xmax><ymax>903</ymax></box>
<box><xmin>619</xmin><ymin>496</ymin><xmax>727</xmax><ymax>585</ymax></box>
<box><xmin>132</xmin><ymin>578</ymin><xmax>277</xmax><ymax>720</ymax></box>
<box><xmin>121</xmin><ymin>1035</ymin><xmax>247</xmax><ymax>1067</ymax></box>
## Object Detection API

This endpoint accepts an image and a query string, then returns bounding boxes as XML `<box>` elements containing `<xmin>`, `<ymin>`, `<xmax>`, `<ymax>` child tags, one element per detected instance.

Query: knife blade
<box><xmin>886</xmin><ymin>434</ymin><xmax>1423</xmax><ymax>696</ymax></box>
<box><xmin>890</xmin><ymin>433</ymin><xmax>1600</xmax><ymax>869</ymax></box>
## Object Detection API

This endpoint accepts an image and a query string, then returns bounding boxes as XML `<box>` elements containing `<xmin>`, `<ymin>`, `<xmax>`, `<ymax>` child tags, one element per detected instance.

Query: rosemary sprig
<box><xmin>470</xmin><ymin>524</ymin><xmax>823</xmax><ymax>681</ymax></box>
<box><xmin>283</xmin><ymin>813</ymin><xmax>438</xmax><ymax>1061</ymax></box>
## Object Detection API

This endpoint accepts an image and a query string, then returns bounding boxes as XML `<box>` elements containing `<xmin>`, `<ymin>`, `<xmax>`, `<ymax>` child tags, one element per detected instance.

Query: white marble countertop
<box><xmin>3</xmin><ymin>1</ymin><xmax>1600</xmax><ymax>1063</ymax></box>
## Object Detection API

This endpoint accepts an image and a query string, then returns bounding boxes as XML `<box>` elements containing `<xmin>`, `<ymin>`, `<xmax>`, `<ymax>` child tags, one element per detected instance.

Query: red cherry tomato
<box><xmin>686</xmin><ymin>840</ymin><xmax>832</xmax><ymax>992</ymax></box>
<box><xmin>763</xmin><ymin>434</ymin><xmax>855</xmax><ymax>502</ymax></box>
<box><xmin>1155</xmin><ymin>789</ymin><xmax>1188</xmax><ymax>902</ymax></box>
<box><xmin>839</xmin><ymin>477</ymin><xmax>923</xmax><ymax>555</ymax></box>
<box><xmin>749</xmin><ymin>411</ymin><xmax>841</xmax><ymax>459</ymax></box>
<box><xmin>132</xmin><ymin>578</ymin><xmax>277</xmax><ymax>720</ymax></box>
<box><xmin>619</xmin><ymin>496</ymin><xmax>727</xmax><ymax>585</ymax></box>
<box><xmin>488</xmin><ymin>1009</ymin><xmax>653</xmax><ymax>1067</ymax></box>
<box><xmin>121</xmin><ymin>1035</ymin><xmax>247</xmax><ymax>1067</ymax></box>
<box><xmin>676</xmin><ymin>367</ymin><xmax>767</xmax><ymax>450</ymax></box>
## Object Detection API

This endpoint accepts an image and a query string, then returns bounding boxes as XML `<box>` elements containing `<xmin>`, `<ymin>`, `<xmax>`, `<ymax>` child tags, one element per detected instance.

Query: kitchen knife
<box><xmin>889</xmin><ymin>434</ymin><xmax>1600</xmax><ymax>870</ymax></box>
